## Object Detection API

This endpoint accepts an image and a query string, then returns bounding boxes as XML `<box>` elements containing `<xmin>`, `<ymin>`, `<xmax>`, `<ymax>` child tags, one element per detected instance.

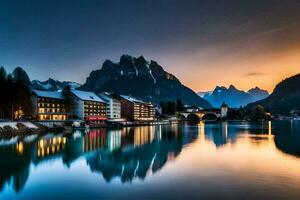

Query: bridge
<box><xmin>179</xmin><ymin>109</ymin><xmax>221</xmax><ymax>121</ymax></box>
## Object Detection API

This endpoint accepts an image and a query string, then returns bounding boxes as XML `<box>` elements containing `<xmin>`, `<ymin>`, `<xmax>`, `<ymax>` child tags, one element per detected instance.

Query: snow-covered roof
<box><xmin>120</xmin><ymin>95</ymin><xmax>145</xmax><ymax>104</ymax></box>
<box><xmin>98</xmin><ymin>92</ymin><xmax>122</xmax><ymax>101</ymax></box>
<box><xmin>33</xmin><ymin>90</ymin><xmax>64</xmax><ymax>100</ymax></box>
<box><xmin>71</xmin><ymin>90</ymin><xmax>105</xmax><ymax>103</ymax></box>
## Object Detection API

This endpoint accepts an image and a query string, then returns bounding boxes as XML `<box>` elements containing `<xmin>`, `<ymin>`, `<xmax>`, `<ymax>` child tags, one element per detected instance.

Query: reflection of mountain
<box><xmin>0</xmin><ymin>124</ymin><xmax>197</xmax><ymax>191</ymax></box>
<box><xmin>273</xmin><ymin>120</ymin><xmax>300</xmax><ymax>157</ymax></box>
<box><xmin>86</xmin><ymin>131</ymin><xmax>183</xmax><ymax>182</ymax></box>
<box><xmin>204</xmin><ymin>122</ymin><xmax>271</xmax><ymax>147</ymax></box>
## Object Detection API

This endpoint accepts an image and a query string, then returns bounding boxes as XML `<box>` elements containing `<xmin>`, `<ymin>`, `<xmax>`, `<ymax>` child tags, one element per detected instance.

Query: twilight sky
<box><xmin>1</xmin><ymin>0</ymin><xmax>300</xmax><ymax>93</ymax></box>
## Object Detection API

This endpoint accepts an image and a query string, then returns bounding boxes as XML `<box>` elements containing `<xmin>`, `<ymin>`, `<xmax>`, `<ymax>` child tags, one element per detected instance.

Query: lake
<box><xmin>1</xmin><ymin>121</ymin><xmax>300</xmax><ymax>200</ymax></box>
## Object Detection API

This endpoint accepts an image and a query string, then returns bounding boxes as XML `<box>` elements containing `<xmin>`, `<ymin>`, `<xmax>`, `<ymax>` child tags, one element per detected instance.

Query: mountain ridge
<box><xmin>79</xmin><ymin>55</ymin><xmax>212</xmax><ymax>108</ymax></box>
<box><xmin>247</xmin><ymin>73</ymin><xmax>300</xmax><ymax>114</ymax></box>
<box><xmin>199</xmin><ymin>85</ymin><xmax>269</xmax><ymax>108</ymax></box>
<box><xmin>31</xmin><ymin>78</ymin><xmax>81</xmax><ymax>91</ymax></box>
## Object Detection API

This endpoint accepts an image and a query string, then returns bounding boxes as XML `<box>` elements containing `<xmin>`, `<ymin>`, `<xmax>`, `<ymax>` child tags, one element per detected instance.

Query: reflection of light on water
<box><xmin>84</xmin><ymin>129</ymin><xmax>106</xmax><ymax>152</ymax></box>
<box><xmin>134</xmin><ymin>126</ymin><xmax>155</xmax><ymax>147</ymax></box>
<box><xmin>37</xmin><ymin>136</ymin><xmax>67</xmax><ymax>157</ymax></box>
<box><xmin>108</xmin><ymin>130</ymin><xmax>121</xmax><ymax>151</ymax></box>
<box><xmin>198</xmin><ymin>121</ymin><xmax>205</xmax><ymax>142</ymax></box>
<box><xmin>121</xmin><ymin>165</ymin><xmax>125</xmax><ymax>176</ymax></box>
<box><xmin>150</xmin><ymin>153</ymin><xmax>156</xmax><ymax>168</ymax></box>
<box><xmin>158</xmin><ymin>125</ymin><xmax>162</xmax><ymax>140</ymax></box>
<box><xmin>223</xmin><ymin>122</ymin><xmax>228</xmax><ymax>140</ymax></box>
<box><xmin>16</xmin><ymin>142</ymin><xmax>24</xmax><ymax>154</ymax></box>
<box><xmin>268</xmin><ymin>121</ymin><xmax>272</xmax><ymax>135</ymax></box>
<box><xmin>133</xmin><ymin>161</ymin><xmax>139</xmax><ymax>176</ymax></box>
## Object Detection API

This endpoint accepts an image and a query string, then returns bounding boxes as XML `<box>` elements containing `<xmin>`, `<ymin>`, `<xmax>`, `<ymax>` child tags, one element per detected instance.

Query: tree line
<box><xmin>0</xmin><ymin>66</ymin><xmax>33</xmax><ymax>120</ymax></box>
<box><xmin>160</xmin><ymin>99</ymin><xmax>184</xmax><ymax>115</ymax></box>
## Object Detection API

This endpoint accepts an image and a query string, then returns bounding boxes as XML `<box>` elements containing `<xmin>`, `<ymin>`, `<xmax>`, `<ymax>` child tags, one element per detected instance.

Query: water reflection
<box><xmin>1</xmin><ymin>121</ymin><xmax>300</xmax><ymax>198</ymax></box>
<box><xmin>273</xmin><ymin>120</ymin><xmax>300</xmax><ymax>157</ymax></box>
<box><xmin>0</xmin><ymin>124</ymin><xmax>197</xmax><ymax>192</ymax></box>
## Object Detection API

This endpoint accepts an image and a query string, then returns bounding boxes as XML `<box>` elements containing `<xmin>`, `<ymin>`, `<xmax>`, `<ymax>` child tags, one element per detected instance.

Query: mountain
<box><xmin>202</xmin><ymin>85</ymin><xmax>269</xmax><ymax>108</ymax></box>
<box><xmin>31</xmin><ymin>78</ymin><xmax>81</xmax><ymax>91</ymax></box>
<box><xmin>247</xmin><ymin>73</ymin><xmax>300</xmax><ymax>114</ymax></box>
<box><xmin>247</xmin><ymin>87</ymin><xmax>269</xmax><ymax>102</ymax></box>
<box><xmin>197</xmin><ymin>91</ymin><xmax>212</xmax><ymax>98</ymax></box>
<box><xmin>79</xmin><ymin>55</ymin><xmax>211</xmax><ymax>108</ymax></box>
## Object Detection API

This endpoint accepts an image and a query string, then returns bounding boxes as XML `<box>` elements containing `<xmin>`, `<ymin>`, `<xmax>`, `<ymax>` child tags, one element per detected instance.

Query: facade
<box><xmin>32</xmin><ymin>90</ymin><xmax>67</xmax><ymax>120</ymax></box>
<box><xmin>68</xmin><ymin>90</ymin><xmax>107</xmax><ymax>123</ymax></box>
<box><xmin>98</xmin><ymin>92</ymin><xmax>123</xmax><ymax>121</ymax></box>
<box><xmin>221</xmin><ymin>102</ymin><xmax>229</xmax><ymax>118</ymax></box>
<box><xmin>120</xmin><ymin>95</ymin><xmax>155</xmax><ymax>121</ymax></box>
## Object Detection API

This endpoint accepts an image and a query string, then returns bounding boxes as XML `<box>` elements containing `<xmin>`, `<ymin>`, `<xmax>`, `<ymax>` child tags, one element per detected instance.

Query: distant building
<box><xmin>68</xmin><ymin>90</ymin><xmax>107</xmax><ymax>124</ymax></box>
<box><xmin>220</xmin><ymin>102</ymin><xmax>229</xmax><ymax>118</ymax></box>
<box><xmin>120</xmin><ymin>95</ymin><xmax>155</xmax><ymax>121</ymax></box>
<box><xmin>184</xmin><ymin>105</ymin><xmax>201</xmax><ymax>113</ymax></box>
<box><xmin>98</xmin><ymin>92</ymin><xmax>124</xmax><ymax>122</ymax></box>
<box><xmin>32</xmin><ymin>90</ymin><xmax>67</xmax><ymax>120</ymax></box>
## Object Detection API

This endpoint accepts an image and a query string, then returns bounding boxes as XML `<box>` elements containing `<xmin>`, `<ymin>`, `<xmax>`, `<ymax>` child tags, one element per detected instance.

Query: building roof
<box><xmin>33</xmin><ymin>90</ymin><xmax>64</xmax><ymax>100</ymax></box>
<box><xmin>98</xmin><ymin>92</ymin><xmax>122</xmax><ymax>101</ymax></box>
<box><xmin>71</xmin><ymin>90</ymin><xmax>105</xmax><ymax>103</ymax></box>
<box><xmin>120</xmin><ymin>95</ymin><xmax>145</xmax><ymax>104</ymax></box>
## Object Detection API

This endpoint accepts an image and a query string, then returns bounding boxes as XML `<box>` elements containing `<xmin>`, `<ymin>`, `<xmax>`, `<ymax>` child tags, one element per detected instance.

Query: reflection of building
<box><xmin>98</xmin><ymin>92</ymin><xmax>124</xmax><ymax>121</ymax></box>
<box><xmin>37</xmin><ymin>136</ymin><xmax>67</xmax><ymax>158</ymax></box>
<box><xmin>83</xmin><ymin>129</ymin><xmax>107</xmax><ymax>152</ymax></box>
<box><xmin>134</xmin><ymin>126</ymin><xmax>155</xmax><ymax>147</ymax></box>
<box><xmin>68</xmin><ymin>90</ymin><xmax>107</xmax><ymax>123</ymax></box>
<box><xmin>120</xmin><ymin>95</ymin><xmax>155</xmax><ymax>121</ymax></box>
<box><xmin>107</xmin><ymin>130</ymin><xmax>122</xmax><ymax>151</ymax></box>
<box><xmin>86</xmin><ymin>125</ymin><xmax>186</xmax><ymax>183</ymax></box>
<box><xmin>32</xmin><ymin>90</ymin><xmax>67</xmax><ymax>120</ymax></box>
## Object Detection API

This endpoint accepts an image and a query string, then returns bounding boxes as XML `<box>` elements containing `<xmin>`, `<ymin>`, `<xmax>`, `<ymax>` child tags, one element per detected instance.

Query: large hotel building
<box><xmin>120</xmin><ymin>95</ymin><xmax>155</xmax><ymax>121</ymax></box>
<box><xmin>32</xmin><ymin>90</ymin><xmax>67</xmax><ymax>120</ymax></box>
<box><xmin>31</xmin><ymin>89</ymin><xmax>156</xmax><ymax>123</ymax></box>
<box><xmin>68</xmin><ymin>90</ymin><xmax>107</xmax><ymax>123</ymax></box>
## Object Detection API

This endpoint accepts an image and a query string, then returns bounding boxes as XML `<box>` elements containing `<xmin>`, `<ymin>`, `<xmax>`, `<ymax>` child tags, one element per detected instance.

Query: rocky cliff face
<box><xmin>79</xmin><ymin>55</ymin><xmax>211</xmax><ymax>108</ymax></box>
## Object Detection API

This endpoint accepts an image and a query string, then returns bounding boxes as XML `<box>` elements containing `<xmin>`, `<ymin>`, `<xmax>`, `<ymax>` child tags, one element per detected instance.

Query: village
<box><xmin>0</xmin><ymin>87</ymin><xmax>231</xmax><ymax>135</ymax></box>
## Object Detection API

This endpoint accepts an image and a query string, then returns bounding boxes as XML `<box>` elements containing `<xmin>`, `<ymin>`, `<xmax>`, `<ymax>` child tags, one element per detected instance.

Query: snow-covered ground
<box><xmin>0</xmin><ymin>122</ymin><xmax>38</xmax><ymax>129</ymax></box>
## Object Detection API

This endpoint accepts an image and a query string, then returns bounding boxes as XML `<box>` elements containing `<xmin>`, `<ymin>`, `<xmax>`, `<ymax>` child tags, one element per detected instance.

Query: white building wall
<box><xmin>100</xmin><ymin>94</ymin><xmax>121</xmax><ymax>119</ymax></box>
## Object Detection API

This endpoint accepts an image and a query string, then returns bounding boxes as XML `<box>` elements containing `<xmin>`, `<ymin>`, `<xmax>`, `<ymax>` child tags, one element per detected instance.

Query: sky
<box><xmin>1</xmin><ymin>0</ymin><xmax>300</xmax><ymax>93</ymax></box>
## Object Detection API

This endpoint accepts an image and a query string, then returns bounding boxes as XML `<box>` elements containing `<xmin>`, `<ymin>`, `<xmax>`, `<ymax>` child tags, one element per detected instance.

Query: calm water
<box><xmin>1</xmin><ymin>121</ymin><xmax>300</xmax><ymax>200</ymax></box>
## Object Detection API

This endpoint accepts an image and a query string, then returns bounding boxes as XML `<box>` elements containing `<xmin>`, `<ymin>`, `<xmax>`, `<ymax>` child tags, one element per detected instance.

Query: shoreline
<box><xmin>0</xmin><ymin>119</ymin><xmax>294</xmax><ymax>138</ymax></box>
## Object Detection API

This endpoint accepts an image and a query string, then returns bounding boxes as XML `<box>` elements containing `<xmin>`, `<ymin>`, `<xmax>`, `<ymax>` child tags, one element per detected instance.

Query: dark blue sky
<box><xmin>1</xmin><ymin>0</ymin><xmax>300</xmax><ymax>91</ymax></box>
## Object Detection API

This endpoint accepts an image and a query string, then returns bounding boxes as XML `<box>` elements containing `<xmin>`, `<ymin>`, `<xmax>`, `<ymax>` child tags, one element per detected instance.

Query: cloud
<box><xmin>245</xmin><ymin>72</ymin><xmax>266</xmax><ymax>77</ymax></box>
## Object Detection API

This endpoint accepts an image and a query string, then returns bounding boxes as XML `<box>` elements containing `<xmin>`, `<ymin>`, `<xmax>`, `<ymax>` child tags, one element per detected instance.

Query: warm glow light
<box><xmin>16</xmin><ymin>142</ymin><xmax>24</xmax><ymax>154</ymax></box>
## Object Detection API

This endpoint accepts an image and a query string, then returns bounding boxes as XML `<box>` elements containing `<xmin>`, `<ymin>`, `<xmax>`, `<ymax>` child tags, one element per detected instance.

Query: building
<box><xmin>68</xmin><ymin>90</ymin><xmax>107</xmax><ymax>124</ymax></box>
<box><xmin>98</xmin><ymin>92</ymin><xmax>124</xmax><ymax>122</ymax></box>
<box><xmin>32</xmin><ymin>90</ymin><xmax>67</xmax><ymax>120</ymax></box>
<box><xmin>120</xmin><ymin>95</ymin><xmax>155</xmax><ymax>121</ymax></box>
<box><xmin>184</xmin><ymin>105</ymin><xmax>202</xmax><ymax>113</ymax></box>
<box><xmin>220</xmin><ymin>102</ymin><xmax>229</xmax><ymax>118</ymax></box>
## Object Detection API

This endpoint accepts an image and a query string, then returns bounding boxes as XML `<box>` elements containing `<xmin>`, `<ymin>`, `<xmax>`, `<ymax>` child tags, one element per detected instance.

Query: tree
<box><xmin>0</xmin><ymin>66</ymin><xmax>7</xmax><ymax>82</ymax></box>
<box><xmin>160</xmin><ymin>101</ymin><xmax>176</xmax><ymax>115</ymax></box>
<box><xmin>0</xmin><ymin>67</ymin><xmax>8</xmax><ymax>118</ymax></box>
<box><xmin>0</xmin><ymin>67</ymin><xmax>33</xmax><ymax>120</ymax></box>
<box><xmin>250</xmin><ymin>105</ymin><xmax>269</xmax><ymax>121</ymax></box>
<box><xmin>176</xmin><ymin>98</ymin><xmax>184</xmax><ymax>112</ymax></box>
<box><xmin>12</xmin><ymin>67</ymin><xmax>31</xmax><ymax>87</ymax></box>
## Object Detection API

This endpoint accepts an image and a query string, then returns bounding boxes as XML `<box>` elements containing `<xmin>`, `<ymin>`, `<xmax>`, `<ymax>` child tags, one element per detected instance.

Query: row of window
<box><xmin>39</xmin><ymin>108</ymin><xmax>65</xmax><ymax>113</ymax></box>
<box><xmin>38</xmin><ymin>103</ymin><xmax>64</xmax><ymax>108</ymax></box>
